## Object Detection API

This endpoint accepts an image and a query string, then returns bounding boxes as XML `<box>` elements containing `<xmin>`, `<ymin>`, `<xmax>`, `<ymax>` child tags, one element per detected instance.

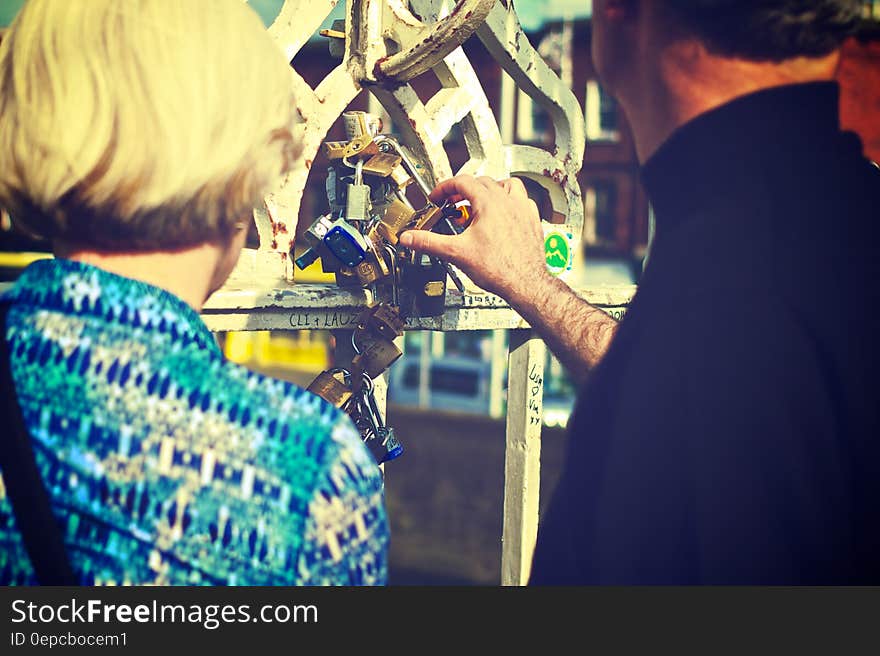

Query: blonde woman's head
<box><xmin>0</xmin><ymin>0</ymin><xmax>298</xmax><ymax>250</ymax></box>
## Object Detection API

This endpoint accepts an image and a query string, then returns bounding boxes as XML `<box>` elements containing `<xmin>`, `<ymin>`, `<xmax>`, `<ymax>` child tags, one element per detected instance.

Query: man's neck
<box><xmin>623</xmin><ymin>44</ymin><xmax>840</xmax><ymax>163</ymax></box>
<box><xmin>55</xmin><ymin>243</ymin><xmax>223</xmax><ymax>311</ymax></box>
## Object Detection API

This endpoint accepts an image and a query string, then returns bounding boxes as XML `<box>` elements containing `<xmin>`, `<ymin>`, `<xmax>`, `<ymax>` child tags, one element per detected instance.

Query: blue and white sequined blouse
<box><xmin>0</xmin><ymin>258</ymin><xmax>388</xmax><ymax>585</ymax></box>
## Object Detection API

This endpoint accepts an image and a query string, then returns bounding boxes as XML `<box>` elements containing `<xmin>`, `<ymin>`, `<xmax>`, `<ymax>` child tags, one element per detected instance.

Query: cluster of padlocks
<box><xmin>299</xmin><ymin>111</ymin><xmax>471</xmax><ymax>466</ymax></box>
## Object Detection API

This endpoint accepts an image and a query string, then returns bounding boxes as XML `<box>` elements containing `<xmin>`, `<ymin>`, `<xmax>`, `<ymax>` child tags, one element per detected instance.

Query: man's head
<box><xmin>0</xmin><ymin>0</ymin><xmax>298</xmax><ymax>253</ymax></box>
<box><xmin>593</xmin><ymin>0</ymin><xmax>861</xmax><ymax>84</ymax></box>
<box><xmin>591</xmin><ymin>0</ymin><xmax>862</xmax><ymax>160</ymax></box>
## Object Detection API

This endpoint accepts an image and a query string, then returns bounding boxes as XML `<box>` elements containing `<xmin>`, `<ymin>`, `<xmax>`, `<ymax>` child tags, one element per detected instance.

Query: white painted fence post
<box><xmin>501</xmin><ymin>329</ymin><xmax>545</xmax><ymax>586</ymax></box>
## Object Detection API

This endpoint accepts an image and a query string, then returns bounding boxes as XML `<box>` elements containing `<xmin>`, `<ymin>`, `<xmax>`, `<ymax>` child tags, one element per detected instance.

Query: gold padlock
<box><xmin>352</xmin><ymin>338</ymin><xmax>403</xmax><ymax>378</ymax></box>
<box><xmin>390</xmin><ymin>164</ymin><xmax>414</xmax><ymax>190</ymax></box>
<box><xmin>307</xmin><ymin>370</ymin><xmax>353</xmax><ymax>408</ymax></box>
<box><xmin>377</xmin><ymin>198</ymin><xmax>416</xmax><ymax>245</ymax></box>
<box><xmin>355</xmin><ymin>255</ymin><xmax>387</xmax><ymax>286</ymax></box>
<box><xmin>342</xmin><ymin>135</ymin><xmax>380</xmax><ymax>160</ymax></box>
<box><xmin>411</xmin><ymin>204</ymin><xmax>444</xmax><ymax>232</ymax></box>
<box><xmin>363</xmin><ymin>153</ymin><xmax>403</xmax><ymax>177</ymax></box>
<box><xmin>371</xmin><ymin>243</ymin><xmax>391</xmax><ymax>277</ymax></box>
<box><xmin>323</xmin><ymin>141</ymin><xmax>350</xmax><ymax>159</ymax></box>
<box><xmin>357</xmin><ymin>303</ymin><xmax>405</xmax><ymax>341</ymax></box>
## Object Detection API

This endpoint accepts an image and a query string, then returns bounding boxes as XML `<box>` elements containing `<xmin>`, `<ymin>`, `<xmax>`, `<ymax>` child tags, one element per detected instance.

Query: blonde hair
<box><xmin>0</xmin><ymin>0</ymin><xmax>297</xmax><ymax>250</ymax></box>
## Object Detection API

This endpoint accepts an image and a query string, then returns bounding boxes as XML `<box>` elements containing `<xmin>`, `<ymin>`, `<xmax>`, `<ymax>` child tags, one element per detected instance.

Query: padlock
<box><xmin>341</xmin><ymin>135</ymin><xmax>380</xmax><ymax>160</ymax></box>
<box><xmin>335</xmin><ymin>265</ymin><xmax>361</xmax><ymax>287</ymax></box>
<box><xmin>431</xmin><ymin>201</ymin><xmax>472</xmax><ymax>236</ymax></box>
<box><xmin>360</xmin><ymin>377</ymin><xmax>403</xmax><ymax>464</ymax></box>
<box><xmin>325</xmin><ymin>167</ymin><xmax>339</xmax><ymax>209</ymax></box>
<box><xmin>373</xmin><ymin>427</ymin><xmax>404</xmax><ymax>464</ymax></box>
<box><xmin>345</xmin><ymin>160</ymin><xmax>371</xmax><ymax>223</ymax></box>
<box><xmin>377</xmin><ymin>198</ymin><xmax>415</xmax><ymax>245</ymax></box>
<box><xmin>294</xmin><ymin>247</ymin><xmax>320</xmax><ymax>270</ymax></box>
<box><xmin>355</xmin><ymin>254</ymin><xmax>388</xmax><ymax>286</ymax></box>
<box><xmin>351</xmin><ymin>338</ymin><xmax>403</xmax><ymax>378</ymax></box>
<box><xmin>324</xmin><ymin>219</ymin><xmax>370</xmax><ymax>267</ymax></box>
<box><xmin>410</xmin><ymin>204</ymin><xmax>444</xmax><ymax>232</ymax></box>
<box><xmin>307</xmin><ymin>369</ymin><xmax>353</xmax><ymax>408</ymax></box>
<box><xmin>302</xmin><ymin>214</ymin><xmax>335</xmax><ymax>247</ymax></box>
<box><xmin>402</xmin><ymin>255</ymin><xmax>447</xmax><ymax>317</ymax></box>
<box><xmin>363</xmin><ymin>153</ymin><xmax>403</xmax><ymax>178</ymax></box>
<box><xmin>356</xmin><ymin>303</ymin><xmax>405</xmax><ymax>341</ymax></box>
<box><xmin>343</xmin><ymin>373</ymin><xmax>403</xmax><ymax>465</ymax></box>
<box><xmin>390</xmin><ymin>164</ymin><xmax>414</xmax><ymax>190</ymax></box>
<box><xmin>374</xmin><ymin>135</ymin><xmax>432</xmax><ymax>198</ymax></box>
<box><xmin>342</xmin><ymin>110</ymin><xmax>382</xmax><ymax>140</ymax></box>
<box><xmin>323</xmin><ymin>141</ymin><xmax>350</xmax><ymax>159</ymax></box>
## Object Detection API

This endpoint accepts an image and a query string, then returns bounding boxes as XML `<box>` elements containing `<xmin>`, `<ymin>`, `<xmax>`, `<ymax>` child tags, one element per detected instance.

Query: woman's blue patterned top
<box><xmin>0</xmin><ymin>258</ymin><xmax>388</xmax><ymax>585</ymax></box>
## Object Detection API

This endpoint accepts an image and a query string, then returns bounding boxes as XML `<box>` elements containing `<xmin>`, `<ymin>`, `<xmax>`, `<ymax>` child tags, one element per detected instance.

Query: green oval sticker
<box><xmin>544</xmin><ymin>231</ymin><xmax>571</xmax><ymax>276</ymax></box>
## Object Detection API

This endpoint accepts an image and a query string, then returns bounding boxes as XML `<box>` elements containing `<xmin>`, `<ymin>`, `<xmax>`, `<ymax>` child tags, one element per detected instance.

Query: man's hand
<box><xmin>397</xmin><ymin>175</ymin><xmax>553</xmax><ymax>304</ymax></box>
<box><xmin>398</xmin><ymin>174</ymin><xmax>619</xmax><ymax>379</ymax></box>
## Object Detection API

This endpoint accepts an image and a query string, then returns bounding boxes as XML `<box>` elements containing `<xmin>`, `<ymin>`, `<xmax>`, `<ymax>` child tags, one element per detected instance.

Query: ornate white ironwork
<box><xmin>239</xmin><ymin>0</ymin><xmax>585</xmax><ymax>286</ymax></box>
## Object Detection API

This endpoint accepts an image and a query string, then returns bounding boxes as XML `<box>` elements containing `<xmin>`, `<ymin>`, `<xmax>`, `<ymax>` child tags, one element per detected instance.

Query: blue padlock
<box><xmin>380</xmin><ymin>428</ymin><xmax>403</xmax><ymax>463</ymax></box>
<box><xmin>324</xmin><ymin>220</ymin><xmax>370</xmax><ymax>268</ymax></box>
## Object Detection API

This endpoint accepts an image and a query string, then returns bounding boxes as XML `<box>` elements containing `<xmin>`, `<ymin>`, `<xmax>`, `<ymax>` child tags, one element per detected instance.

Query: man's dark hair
<box><xmin>665</xmin><ymin>0</ymin><xmax>862</xmax><ymax>61</ymax></box>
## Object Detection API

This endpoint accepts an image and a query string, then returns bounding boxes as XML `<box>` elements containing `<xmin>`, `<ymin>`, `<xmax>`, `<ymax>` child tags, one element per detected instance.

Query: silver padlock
<box><xmin>345</xmin><ymin>159</ymin><xmax>370</xmax><ymax>223</ymax></box>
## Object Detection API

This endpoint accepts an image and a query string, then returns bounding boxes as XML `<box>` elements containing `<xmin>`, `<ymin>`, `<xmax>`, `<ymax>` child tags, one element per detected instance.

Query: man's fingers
<box><xmin>503</xmin><ymin>176</ymin><xmax>529</xmax><ymax>201</ymax></box>
<box><xmin>398</xmin><ymin>229</ymin><xmax>461</xmax><ymax>261</ymax></box>
<box><xmin>429</xmin><ymin>175</ymin><xmax>489</xmax><ymax>207</ymax></box>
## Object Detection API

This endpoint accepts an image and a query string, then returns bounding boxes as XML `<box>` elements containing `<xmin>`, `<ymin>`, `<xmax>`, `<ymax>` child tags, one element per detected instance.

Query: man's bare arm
<box><xmin>398</xmin><ymin>174</ymin><xmax>618</xmax><ymax>380</ymax></box>
<box><xmin>505</xmin><ymin>273</ymin><xmax>618</xmax><ymax>382</ymax></box>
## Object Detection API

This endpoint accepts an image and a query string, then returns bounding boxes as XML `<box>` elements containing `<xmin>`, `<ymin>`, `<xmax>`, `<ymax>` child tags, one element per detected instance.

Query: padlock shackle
<box><xmin>373</xmin><ymin>135</ymin><xmax>433</xmax><ymax>200</ymax></box>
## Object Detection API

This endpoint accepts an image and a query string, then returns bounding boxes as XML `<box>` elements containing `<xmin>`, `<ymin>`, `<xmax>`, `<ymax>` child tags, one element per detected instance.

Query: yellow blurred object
<box><xmin>0</xmin><ymin>251</ymin><xmax>52</xmax><ymax>269</ymax></box>
<box><xmin>292</xmin><ymin>249</ymin><xmax>335</xmax><ymax>283</ymax></box>
<box><xmin>224</xmin><ymin>330</ymin><xmax>329</xmax><ymax>373</ymax></box>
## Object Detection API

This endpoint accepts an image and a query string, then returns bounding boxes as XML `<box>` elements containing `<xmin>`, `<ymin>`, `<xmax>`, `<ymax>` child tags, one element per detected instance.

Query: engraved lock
<box><xmin>355</xmin><ymin>254</ymin><xmax>387</xmax><ymax>286</ymax></box>
<box><xmin>356</xmin><ymin>303</ymin><xmax>405</xmax><ymax>341</ymax></box>
<box><xmin>351</xmin><ymin>338</ymin><xmax>403</xmax><ymax>378</ymax></box>
<box><xmin>306</xmin><ymin>369</ymin><xmax>353</xmax><ymax>408</ymax></box>
<box><xmin>342</xmin><ymin>110</ymin><xmax>382</xmax><ymax>140</ymax></box>
<box><xmin>377</xmin><ymin>198</ymin><xmax>416</xmax><ymax>245</ymax></box>
<box><xmin>362</xmin><ymin>153</ymin><xmax>403</xmax><ymax>178</ymax></box>
<box><xmin>345</xmin><ymin>160</ymin><xmax>370</xmax><ymax>223</ymax></box>
<box><xmin>324</xmin><ymin>218</ymin><xmax>370</xmax><ymax>267</ymax></box>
